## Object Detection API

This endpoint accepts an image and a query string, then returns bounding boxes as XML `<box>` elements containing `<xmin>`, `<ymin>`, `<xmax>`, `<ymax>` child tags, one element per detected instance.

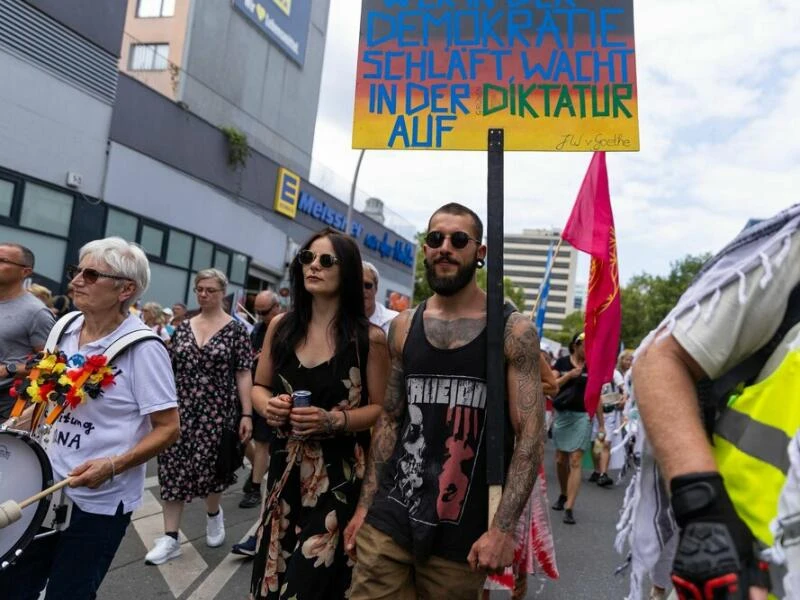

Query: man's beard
<box><xmin>425</xmin><ymin>256</ymin><xmax>478</xmax><ymax>297</ymax></box>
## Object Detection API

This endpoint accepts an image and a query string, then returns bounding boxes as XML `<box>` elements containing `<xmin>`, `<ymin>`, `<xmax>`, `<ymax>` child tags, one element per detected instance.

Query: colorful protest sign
<box><xmin>352</xmin><ymin>1</ymin><xmax>639</xmax><ymax>152</ymax></box>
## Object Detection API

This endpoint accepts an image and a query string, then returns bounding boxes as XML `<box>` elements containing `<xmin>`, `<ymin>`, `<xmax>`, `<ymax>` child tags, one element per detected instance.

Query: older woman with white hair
<box><xmin>0</xmin><ymin>237</ymin><xmax>180</xmax><ymax>600</ymax></box>
<box><xmin>362</xmin><ymin>261</ymin><xmax>398</xmax><ymax>335</ymax></box>
<box><xmin>147</xmin><ymin>268</ymin><xmax>253</xmax><ymax>565</ymax></box>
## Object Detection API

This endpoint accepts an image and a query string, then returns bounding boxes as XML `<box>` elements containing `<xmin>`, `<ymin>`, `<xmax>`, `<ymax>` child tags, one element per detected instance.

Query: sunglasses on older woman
<box><xmin>67</xmin><ymin>265</ymin><xmax>133</xmax><ymax>284</ymax></box>
<box><xmin>297</xmin><ymin>249</ymin><xmax>339</xmax><ymax>269</ymax></box>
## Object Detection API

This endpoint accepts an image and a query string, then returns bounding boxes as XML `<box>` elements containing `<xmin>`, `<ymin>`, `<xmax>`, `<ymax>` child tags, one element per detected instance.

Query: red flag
<box><xmin>561</xmin><ymin>153</ymin><xmax>621</xmax><ymax>417</ymax></box>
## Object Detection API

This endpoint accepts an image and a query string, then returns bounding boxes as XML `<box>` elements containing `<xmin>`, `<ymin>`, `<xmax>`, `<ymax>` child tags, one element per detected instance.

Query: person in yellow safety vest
<box><xmin>615</xmin><ymin>203</ymin><xmax>800</xmax><ymax>600</ymax></box>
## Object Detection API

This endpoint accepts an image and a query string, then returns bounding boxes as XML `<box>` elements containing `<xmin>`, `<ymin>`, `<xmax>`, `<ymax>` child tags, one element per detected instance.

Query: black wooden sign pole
<box><xmin>486</xmin><ymin>128</ymin><xmax>505</xmax><ymax>526</ymax></box>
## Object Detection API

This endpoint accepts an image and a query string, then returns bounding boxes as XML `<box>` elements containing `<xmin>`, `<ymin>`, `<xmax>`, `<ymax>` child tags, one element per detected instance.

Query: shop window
<box><xmin>230</xmin><ymin>253</ymin><xmax>247</xmax><ymax>285</ymax></box>
<box><xmin>129</xmin><ymin>43</ymin><xmax>169</xmax><ymax>71</ymax></box>
<box><xmin>20</xmin><ymin>183</ymin><xmax>73</xmax><ymax>237</ymax></box>
<box><xmin>192</xmin><ymin>239</ymin><xmax>212</xmax><ymax>271</ymax></box>
<box><xmin>105</xmin><ymin>209</ymin><xmax>138</xmax><ymax>241</ymax></box>
<box><xmin>140</xmin><ymin>224</ymin><xmax>165</xmax><ymax>257</ymax></box>
<box><xmin>0</xmin><ymin>224</ymin><xmax>66</xmax><ymax>282</ymax></box>
<box><xmin>137</xmin><ymin>0</ymin><xmax>175</xmax><ymax>18</ymax></box>
<box><xmin>0</xmin><ymin>179</ymin><xmax>13</xmax><ymax>217</ymax></box>
<box><xmin>144</xmin><ymin>263</ymin><xmax>188</xmax><ymax>307</ymax></box>
<box><xmin>166</xmin><ymin>230</ymin><xmax>192</xmax><ymax>268</ymax></box>
<box><xmin>214</xmin><ymin>250</ymin><xmax>230</xmax><ymax>276</ymax></box>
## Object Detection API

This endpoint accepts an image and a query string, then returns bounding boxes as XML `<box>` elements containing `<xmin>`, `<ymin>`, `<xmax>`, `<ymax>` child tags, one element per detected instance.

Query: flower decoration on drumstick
<box><xmin>9</xmin><ymin>351</ymin><xmax>118</xmax><ymax>428</ymax></box>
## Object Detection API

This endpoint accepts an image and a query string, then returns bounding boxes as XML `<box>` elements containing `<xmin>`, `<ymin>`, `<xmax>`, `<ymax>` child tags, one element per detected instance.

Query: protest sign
<box><xmin>353</xmin><ymin>0</ymin><xmax>639</xmax><ymax>151</ymax></box>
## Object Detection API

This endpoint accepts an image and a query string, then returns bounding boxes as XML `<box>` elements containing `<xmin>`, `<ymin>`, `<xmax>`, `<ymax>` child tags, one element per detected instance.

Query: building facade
<box><xmin>119</xmin><ymin>0</ymin><xmax>327</xmax><ymax>179</ymax></box>
<box><xmin>503</xmin><ymin>228</ymin><xmax>579</xmax><ymax>331</ymax></box>
<box><xmin>1</xmin><ymin>0</ymin><xmax>414</xmax><ymax>312</ymax></box>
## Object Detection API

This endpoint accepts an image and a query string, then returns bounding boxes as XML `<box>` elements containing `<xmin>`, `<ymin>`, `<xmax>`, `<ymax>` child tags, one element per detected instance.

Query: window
<box><xmin>0</xmin><ymin>179</ymin><xmax>13</xmax><ymax>217</ymax></box>
<box><xmin>214</xmin><ymin>250</ymin><xmax>230</xmax><ymax>275</ymax></box>
<box><xmin>137</xmin><ymin>0</ymin><xmax>175</xmax><ymax>18</ymax></box>
<box><xmin>129</xmin><ymin>43</ymin><xmax>169</xmax><ymax>71</ymax></box>
<box><xmin>192</xmin><ymin>239</ymin><xmax>213</xmax><ymax>271</ymax></box>
<box><xmin>0</xmin><ymin>224</ymin><xmax>66</xmax><ymax>282</ymax></box>
<box><xmin>105</xmin><ymin>209</ymin><xmax>138</xmax><ymax>241</ymax></box>
<box><xmin>20</xmin><ymin>183</ymin><xmax>73</xmax><ymax>236</ymax></box>
<box><xmin>143</xmin><ymin>264</ymin><xmax>188</xmax><ymax>306</ymax></box>
<box><xmin>166</xmin><ymin>230</ymin><xmax>192</xmax><ymax>268</ymax></box>
<box><xmin>230</xmin><ymin>253</ymin><xmax>247</xmax><ymax>285</ymax></box>
<box><xmin>140</xmin><ymin>224</ymin><xmax>165</xmax><ymax>257</ymax></box>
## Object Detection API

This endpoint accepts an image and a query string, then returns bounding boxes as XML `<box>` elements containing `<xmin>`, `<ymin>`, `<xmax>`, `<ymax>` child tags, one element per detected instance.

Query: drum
<box><xmin>0</xmin><ymin>429</ymin><xmax>54</xmax><ymax>570</ymax></box>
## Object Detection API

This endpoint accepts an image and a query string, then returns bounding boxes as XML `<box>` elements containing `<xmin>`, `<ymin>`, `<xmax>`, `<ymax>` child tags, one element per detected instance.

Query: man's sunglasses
<box><xmin>297</xmin><ymin>249</ymin><xmax>339</xmax><ymax>269</ymax></box>
<box><xmin>363</xmin><ymin>281</ymin><xmax>374</xmax><ymax>290</ymax></box>
<box><xmin>257</xmin><ymin>303</ymin><xmax>278</xmax><ymax>316</ymax></box>
<box><xmin>67</xmin><ymin>265</ymin><xmax>133</xmax><ymax>284</ymax></box>
<box><xmin>425</xmin><ymin>231</ymin><xmax>480</xmax><ymax>249</ymax></box>
<box><xmin>0</xmin><ymin>257</ymin><xmax>31</xmax><ymax>268</ymax></box>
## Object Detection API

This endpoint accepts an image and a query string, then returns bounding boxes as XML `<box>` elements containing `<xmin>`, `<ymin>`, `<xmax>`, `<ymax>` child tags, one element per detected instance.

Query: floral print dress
<box><xmin>250</xmin><ymin>340</ymin><xmax>370</xmax><ymax>600</ymax></box>
<box><xmin>158</xmin><ymin>319</ymin><xmax>252</xmax><ymax>502</ymax></box>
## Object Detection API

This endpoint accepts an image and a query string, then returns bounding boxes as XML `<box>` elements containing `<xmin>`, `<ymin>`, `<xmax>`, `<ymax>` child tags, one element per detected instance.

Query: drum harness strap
<box><xmin>45</xmin><ymin>311</ymin><xmax>164</xmax><ymax>359</ymax></box>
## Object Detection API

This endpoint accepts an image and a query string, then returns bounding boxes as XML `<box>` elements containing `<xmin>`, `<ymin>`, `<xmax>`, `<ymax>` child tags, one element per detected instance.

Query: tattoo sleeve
<box><xmin>357</xmin><ymin>314</ymin><xmax>409</xmax><ymax>510</ymax></box>
<box><xmin>492</xmin><ymin>313</ymin><xmax>546</xmax><ymax>533</ymax></box>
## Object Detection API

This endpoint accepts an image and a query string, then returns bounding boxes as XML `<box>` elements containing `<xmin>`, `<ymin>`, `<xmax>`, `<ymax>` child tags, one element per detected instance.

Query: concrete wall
<box><xmin>104</xmin><ymin>142</ymin><xmax>287</xmax><ymax>275</ymax></box>
<box><xmin>0</xmin><ymin>50</ymin><xmax>112</xmax><ymax>197</ymax></box>
<box><xmin>24</xmin><ymin>0</ymin><xmax>127</xmax><ymax>56</ymax></box>
<box><xmin>180</xmin><ymin>0</ymin><xmax>330</xmax><ymax>178</ymax></box>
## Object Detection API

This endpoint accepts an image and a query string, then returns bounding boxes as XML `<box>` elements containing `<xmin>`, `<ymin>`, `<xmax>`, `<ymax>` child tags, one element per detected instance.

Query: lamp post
<box><xmin>346</xmin><ymin>149</ymin><xmax>366</xmax><ymax>237</ymax></box>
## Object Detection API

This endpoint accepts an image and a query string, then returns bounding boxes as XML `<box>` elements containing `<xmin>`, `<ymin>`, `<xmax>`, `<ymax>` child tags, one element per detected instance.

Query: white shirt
<box><xmin>369</xmin><ymin>302</ymin><xmax>399</xmax><ymax>335</ymax></box>
<box><xmin>48</xmin><ymin>314</ymin><xmax>178</xmax><ymax>515</ymax></box>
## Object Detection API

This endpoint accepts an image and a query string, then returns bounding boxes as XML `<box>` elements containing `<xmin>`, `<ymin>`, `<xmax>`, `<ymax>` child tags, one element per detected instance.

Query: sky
<box><xmin>310</xmin><ymin>1</ymin><xmax>800</xmax><ymax>285</ymax></box>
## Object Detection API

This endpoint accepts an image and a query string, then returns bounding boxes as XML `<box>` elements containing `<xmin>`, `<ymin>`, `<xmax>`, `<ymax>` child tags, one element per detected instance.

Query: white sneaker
<box><xmin>145</xmin><ymin>535</ymin><xmax>182</xmax><ymax>565</ymax></box>
<box><xmin>206</xmin><ymin>508</ymin><xmax>226</xmax><ymax>547</ymax></box>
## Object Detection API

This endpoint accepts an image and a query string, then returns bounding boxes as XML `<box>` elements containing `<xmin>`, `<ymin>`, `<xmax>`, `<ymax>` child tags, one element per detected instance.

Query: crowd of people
<box><xmin>1</xmin><ymin>200</ymin><xmax>798</xmax><ymax>600</ymax></box>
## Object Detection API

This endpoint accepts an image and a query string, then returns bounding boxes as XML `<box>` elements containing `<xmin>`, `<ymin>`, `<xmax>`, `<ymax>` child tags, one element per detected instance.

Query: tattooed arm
<box><xmin>344</xmin><ymin>309</ymin><xmax>412</xmax><ymax>558</ymax></box>
<box><xmin>468</xmin><ymin>312</ymin><xmax>545</xmax><ymax>573</ymax></box>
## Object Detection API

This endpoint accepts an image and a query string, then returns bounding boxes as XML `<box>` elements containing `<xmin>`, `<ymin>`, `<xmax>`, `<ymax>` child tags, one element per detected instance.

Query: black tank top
<box><xmin>366</xmin><ymin>300</ymin><xmax>514</xmax><ymax>563</ymax></box>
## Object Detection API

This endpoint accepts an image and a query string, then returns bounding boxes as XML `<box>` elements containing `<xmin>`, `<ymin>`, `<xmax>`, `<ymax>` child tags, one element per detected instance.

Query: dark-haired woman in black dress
<box><xmin>250</xmin><ymin>228</ymin><xmax>390</xmax><ymax>600</ymax></box>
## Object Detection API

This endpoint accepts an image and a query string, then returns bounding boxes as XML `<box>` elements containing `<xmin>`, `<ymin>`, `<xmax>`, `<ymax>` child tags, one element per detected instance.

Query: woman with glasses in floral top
<box><xmin>249</xmin><ymin>227</ymin><xmax>390</xmax><ymax>600</ymax></box>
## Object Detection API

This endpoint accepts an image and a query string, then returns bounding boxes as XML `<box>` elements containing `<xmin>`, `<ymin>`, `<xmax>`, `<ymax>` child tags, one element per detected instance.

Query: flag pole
<box><xmin>486</xmin><ymin>128</ymin><xmax>505</xmax><ymax>534</ymax></box>
<box><xmin>529</xmin><ymin>236</ymin><xmax>565</xmax><ymax>321</ymax></box>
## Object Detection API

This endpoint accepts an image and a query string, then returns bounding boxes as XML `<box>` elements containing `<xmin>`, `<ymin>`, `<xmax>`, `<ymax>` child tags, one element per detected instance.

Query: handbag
<box><xmin>215</xmin><ymin>424</ymin><xmax>244</xmax><ymax>480</ymax></box>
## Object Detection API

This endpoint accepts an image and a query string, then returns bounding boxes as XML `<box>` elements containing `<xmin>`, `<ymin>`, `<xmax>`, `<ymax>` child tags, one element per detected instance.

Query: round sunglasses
<box><xmin>425</xmin><ymin>230</ymin><xmax>481</xmax><ymax>249</ymax></box>
<box><xmin>297</xmin><ymin>249</ymin><xmax>339</xmax><ymax>269</ymax></box>
<box><xmin>67</xmin><ymin>265</ymin><xmax>133</xmax><ymax>284</ymax></box>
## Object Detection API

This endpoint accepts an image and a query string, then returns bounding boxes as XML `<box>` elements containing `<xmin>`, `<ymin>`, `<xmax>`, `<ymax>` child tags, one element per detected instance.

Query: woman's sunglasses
<box><xmin>67</xmin><ymin>265</ymin><xmax>132</xmax><ymax>284</ymax></box>
<box><xmin>297</xmin><ymin>249</ymin><xmax>339</xmax><ymax>269</ymax></box>
<box><xmin>425</xmin><ymin>230</ymin><xmax>480</xmax><ymax>249</ymax></box>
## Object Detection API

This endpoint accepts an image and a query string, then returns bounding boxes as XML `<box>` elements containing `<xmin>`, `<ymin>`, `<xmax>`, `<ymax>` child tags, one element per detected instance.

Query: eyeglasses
<box><xmin>194</xmin><ymin>287</ymin><xmax>223</xmax><ymax>295</ymax></box>
<box><xmin>256</xmin><ymin>304</ymin><xmax>278</xmax><ymax>316</ymax></box>
<box><xmin>67</xmin><ymin>265</ymin><xmax>132</xmax><ymax>284</ymax></box>
<box><xmin>0</xmin><ymin>257</ymin><xmax>31</xmax><ymax>268</ymax></box>
<box><xmin>425</xmin><ymin>231</ymin><xmax>480</xmax><ymax>249</ymax></box>
<box><xmin>363</xmin><ymin>281</ymin><xmax>374</xmax><ymax>290</ymax></box>
<box><xmin>297</xmin><ymin>249</ymin><xmax>339</xmax><ymax>269</ymax></box>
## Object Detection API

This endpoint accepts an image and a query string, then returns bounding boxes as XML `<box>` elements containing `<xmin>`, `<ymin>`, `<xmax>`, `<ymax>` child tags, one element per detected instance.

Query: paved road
<box><xmin>98</xmin><ymin>443</ymin><xmax>636</xmax><ymax>599</ymax></box>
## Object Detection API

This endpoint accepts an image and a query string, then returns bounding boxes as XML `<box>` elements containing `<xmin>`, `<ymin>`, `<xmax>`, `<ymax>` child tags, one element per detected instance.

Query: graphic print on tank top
<box><xmin>388</xmin><ymin>372</ymin><xmax>487</xmax><ymax>526</ymax></box>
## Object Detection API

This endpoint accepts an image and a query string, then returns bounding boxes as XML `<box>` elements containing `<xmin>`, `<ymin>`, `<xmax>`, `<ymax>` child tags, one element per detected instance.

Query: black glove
<box><xmin>670</xmin><ymin>472</ymin><xmax>770</xmax><ymax>600</ymax></box>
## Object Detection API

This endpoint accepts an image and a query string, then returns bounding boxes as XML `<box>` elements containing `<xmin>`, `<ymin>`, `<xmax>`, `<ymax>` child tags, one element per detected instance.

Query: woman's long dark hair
<box><xmin>271</xmin><ymin>228</ymin><xmax>369</xmax><ymax>374</ymax></box>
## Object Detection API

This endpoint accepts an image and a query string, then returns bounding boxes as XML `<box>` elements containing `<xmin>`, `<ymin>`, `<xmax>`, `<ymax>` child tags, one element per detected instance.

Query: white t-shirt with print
<box><xmin>48</xmin><ymin>314</ymin><xmax>178</xmax><ymax>516</ymax></box>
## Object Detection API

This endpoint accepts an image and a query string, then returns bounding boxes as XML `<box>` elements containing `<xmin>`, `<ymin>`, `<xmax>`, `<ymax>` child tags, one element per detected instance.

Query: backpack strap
<box><xmin>699</xmin><ymin>279</ymin><xmax>800</xmax><ymax>433</ymax></box>
<box><xmin>44</xmin><ymin>311</ymin><xmax>83</xmax><ymax>352</ymax></box>
<box><xmin>104</xmin><ymin>329</ymin><xmax>165</xmax><ymax>363</ymax></box>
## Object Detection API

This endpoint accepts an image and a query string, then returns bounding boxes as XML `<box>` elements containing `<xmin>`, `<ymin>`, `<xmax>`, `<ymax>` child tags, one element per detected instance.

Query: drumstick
<box><xmin>0</xmin><ymin>477</ymin><xmax>73</xmax><ymax>529</ymax></box>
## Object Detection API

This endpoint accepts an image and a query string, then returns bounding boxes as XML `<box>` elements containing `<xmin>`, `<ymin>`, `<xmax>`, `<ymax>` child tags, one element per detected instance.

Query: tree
<box><xmin>412</xmin><ymin>231</ymin><xmax>525</xmax><ymax>309</ymax></box>
<box><xmin>544</xmin><ymin>310</ymin><xmax>585</xmax><ymax>346</ymax></box>
<box><xmin>620</xmin><ymin>253</ymin><xmax>711</xmax><ymax>348</ymax></box>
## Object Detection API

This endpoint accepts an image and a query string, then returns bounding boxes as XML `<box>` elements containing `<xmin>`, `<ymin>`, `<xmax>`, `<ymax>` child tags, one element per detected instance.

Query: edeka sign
<box><xmin>352</xmin><ymin>0</ymin><xmax>639</xmax><ymax>152</ymax></box>
<box><xmin>274</xmin><ymin>167</ymin><xmax>300</xmax><ymax>218</ymax></box>
<box><xmin>233</xmin><ymin>0</ymin><xmax>311</xmax><ymax>66</ymax></box>
<box><xmin>297</xmin><ymin>191</ymin><xmax>415</xmax><ymax>268</ymax></box>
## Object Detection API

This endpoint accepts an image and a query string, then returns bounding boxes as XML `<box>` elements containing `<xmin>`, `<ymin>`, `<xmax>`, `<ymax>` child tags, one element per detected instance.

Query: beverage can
<box><xmin>292</xmin><ymin>390</ymin><xmax>312</xmax><ymax>408</ymax></box>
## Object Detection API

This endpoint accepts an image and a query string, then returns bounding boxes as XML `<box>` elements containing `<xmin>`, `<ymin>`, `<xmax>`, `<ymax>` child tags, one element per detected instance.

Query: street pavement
<box><xmin>98</xmin><ymin>442</ymin><xmax>635</xmax><ymax>599</ymax></box>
